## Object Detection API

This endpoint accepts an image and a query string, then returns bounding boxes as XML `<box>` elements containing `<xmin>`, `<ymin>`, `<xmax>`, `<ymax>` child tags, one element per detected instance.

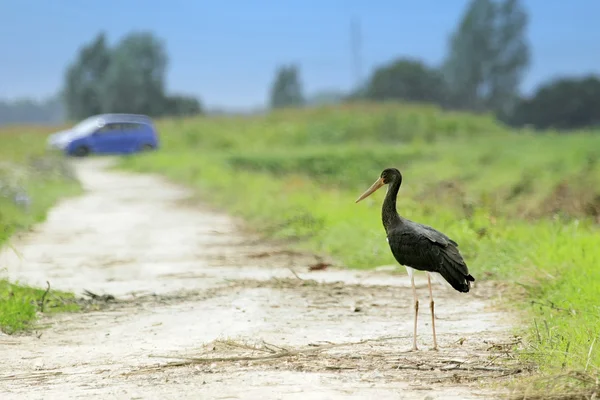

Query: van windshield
<box><xmin>72</xmin><ymin>117</ymin><xmax>101</xmax><ymax>134</ymax></box>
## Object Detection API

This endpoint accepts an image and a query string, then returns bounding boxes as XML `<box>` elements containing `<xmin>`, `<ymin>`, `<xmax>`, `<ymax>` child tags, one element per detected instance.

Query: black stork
<box><xmin>355</xmin><ymin>168</ymin><xmax>474</xmax><ymax>351</ymax></box>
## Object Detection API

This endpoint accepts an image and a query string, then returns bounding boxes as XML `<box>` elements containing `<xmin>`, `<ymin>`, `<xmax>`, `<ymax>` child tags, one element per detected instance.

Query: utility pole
<box><xmin>350</xmin><ymin>17</ymin><xmax>363</xmax><ymax>89</ymax></box>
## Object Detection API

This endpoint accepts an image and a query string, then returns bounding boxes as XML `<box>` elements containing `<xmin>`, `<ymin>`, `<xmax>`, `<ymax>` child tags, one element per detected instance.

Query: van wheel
<box><xmin>141</xmin><ymin>144</ymin><xmax>154</xmax><ymax>152</ymax></box>
<box><xmin>73</xmin><ymin>146</ymin><xmax>90</xmax><ymax>157</ymax></box>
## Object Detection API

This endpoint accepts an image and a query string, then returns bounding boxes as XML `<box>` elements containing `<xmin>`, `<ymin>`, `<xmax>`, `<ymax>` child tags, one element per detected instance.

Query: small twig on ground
<box><xmin>325</xmin><ymin>366</ymin><xmax>356</xmax><ymax>370</ymax></box>
<box><xmin>0</xmin><ymin>371</ymin><xmax>64</xmax><ymax>382</ymax></box>
<box><xmin>82</xmin><ymin>289</ymin><xmax>116</xmax><ymax>302</ymax></box>
<box><xmin>485</xmin><ymin>338</ymin><xmax>522</xmax><ymax>351</ymax></box>
<box><xmin>288</xmin><ymin>268</ymin><xmax>304</xmax><ymax>281</ymax></box>
<box><xmin>40</xmin><ymin>281</ymin><xmax>50</xmax><ymax>313</ymax></box>
<box><xmin>222</xmin><ymin>340</ymin><xmax>276</xmax><ymax>354</ymax></box>
<box><xmin>262</xmin><ymin>340</ymin><xmax>290</xmax><ymax>354</ymax></box>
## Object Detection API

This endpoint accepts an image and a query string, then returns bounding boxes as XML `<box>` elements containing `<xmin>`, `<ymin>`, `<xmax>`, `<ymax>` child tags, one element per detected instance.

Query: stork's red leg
<box><xmin>411</xmin><ymin>272</ymin><xmax>419</xmax><ymax>351</ymax></box>
<box><xmin>427</xmin><ymin>273</ymin><xmax>438</xmax><ymax>350</ymax></box>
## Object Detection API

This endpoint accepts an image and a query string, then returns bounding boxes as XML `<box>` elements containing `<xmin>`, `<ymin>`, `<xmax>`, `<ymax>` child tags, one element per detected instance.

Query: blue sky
<box><xmin>1</xmin><ymin>1</ymin><xmax>599</xmax><ymax>110</ymax></box>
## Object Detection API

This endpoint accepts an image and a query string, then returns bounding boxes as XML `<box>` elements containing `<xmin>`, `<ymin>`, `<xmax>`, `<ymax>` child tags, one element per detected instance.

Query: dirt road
<box><xmin>0</xmin><ymin>159</ymin><xmax>521</xmax><ymax>399</ymax></box>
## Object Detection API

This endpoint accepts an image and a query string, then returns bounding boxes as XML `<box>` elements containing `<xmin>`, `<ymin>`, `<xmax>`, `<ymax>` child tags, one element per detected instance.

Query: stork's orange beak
<box><xmin>355</xmin><ymin>177</ymin><xmax>385</xmax><ymax>203</ymax></box>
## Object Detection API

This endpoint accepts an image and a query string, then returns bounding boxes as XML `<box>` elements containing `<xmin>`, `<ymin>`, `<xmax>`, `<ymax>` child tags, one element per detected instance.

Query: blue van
<box><xmin>47</xmin><ymin>113</ymin><xmax>160</xmax><ymax>156</ymax></box>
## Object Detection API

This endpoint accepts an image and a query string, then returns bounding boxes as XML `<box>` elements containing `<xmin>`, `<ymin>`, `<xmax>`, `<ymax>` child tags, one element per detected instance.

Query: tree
<box><xmin>62</xmin><ymin>31</ymin><xmax>203</xmax><ymax>119</ymax></box>
<box><xmin>443</xmin><ymin>0</ymin><xmax>529</xmax><ymax>115</ymax></box>
<box><xmin>269</xmin><ymin>64</ymin><xmax>304</xmax><ymax>109</ymax></box>
<box><xmin>508</xmin><ymin>75</ymin><xmax>600</xmax><ymax>130</ymax></box>
<box><xmin>365</xmin><ymin>58</ymin><xmax>448</xmax><ymax>105</ymax></box>
<box><xmin>63</xmin><ymin>33</ymin><xmax>111</xmax><ymax>120</ymax></box>
<box><xmin>100</xmin><ymin>32</ymin><xmax>168</xmax><ymax>116</ymax></box>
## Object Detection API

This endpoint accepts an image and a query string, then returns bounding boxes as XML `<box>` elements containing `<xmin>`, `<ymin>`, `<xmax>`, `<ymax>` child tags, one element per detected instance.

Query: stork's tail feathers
<box><xmin>437</xmin><ymin>245</ymin><xmax>475</xmax><ymax>293</ymax></box>
<box><xmin>439</xmin><ymin>268</ymin><xmax>475</xmax><ymax>293</ymax></box>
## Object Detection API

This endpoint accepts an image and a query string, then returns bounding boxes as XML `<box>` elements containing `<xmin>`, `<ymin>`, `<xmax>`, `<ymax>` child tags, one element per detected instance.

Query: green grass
<box><xmin>0</xmin><ymin>125</ymin><xmax>81</xmax><ymax>334</ymax></box>
<box><xmin>0</xmin><ymin>280</ymin><xmax>79</xmax><ymax>334</ymax></box>
<box><xmin>119</xmin><ymin>102</ymin><xmax>600</xmax><ymax>379</ymax></box>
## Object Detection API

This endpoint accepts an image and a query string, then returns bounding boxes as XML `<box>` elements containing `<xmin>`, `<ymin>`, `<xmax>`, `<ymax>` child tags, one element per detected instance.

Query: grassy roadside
<box><xmin>119</xmin><ymin>104</ymin><xmax>599</xmax><ymax>383</ymax></box>
<box><xmin>0</xmin><ymin>280</ymin><xmax>79</xmax><ymax>334</ymax></box>
<box><xmin>0</xmin><ymin>126</ymin><xmax>81</xmax><ymax>334</ymax></box>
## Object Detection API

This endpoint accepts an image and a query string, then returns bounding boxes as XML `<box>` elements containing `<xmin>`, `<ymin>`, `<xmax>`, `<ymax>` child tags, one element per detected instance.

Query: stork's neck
<box><xmin>382</xmin><ymin>178</ymin><xmax>402</xmax><ymax>233</ymax></box>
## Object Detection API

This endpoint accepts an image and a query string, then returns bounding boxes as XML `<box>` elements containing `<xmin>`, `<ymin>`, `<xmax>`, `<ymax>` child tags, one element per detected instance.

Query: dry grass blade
<box><xmin>128</xmin><ymin>335</ymin><xmax>411</xmax><ymax>375</ymax></box>
<box><xmin>215</xmin><ymin>338</ymin><xmax>280</xmax><ymax>354</ymax></box>
<box><xmin>0</xmin><ymin>371</ymin><xmax>63</xmax><ymax>382</ymax></box>
<box><xmin>121</xmin><ymin>334</ymin><xmax>528</xmax><ymax>385</ymax></box>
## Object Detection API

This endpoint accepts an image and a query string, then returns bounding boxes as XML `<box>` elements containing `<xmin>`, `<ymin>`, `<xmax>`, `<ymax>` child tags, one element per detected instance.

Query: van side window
<box><xmin>123</xmin><ymin>123</ymin><xmax>143</xmax><ymax>131</ymax></box>
<box><xmin>94</xmin><ymin>122</ymin><xmax>146</xmax><ymax>134</ymax></box>
<box><xmin>96</xmin><ymin>123</ymin><xmax>121</xmax><ymax>134</ymax></box>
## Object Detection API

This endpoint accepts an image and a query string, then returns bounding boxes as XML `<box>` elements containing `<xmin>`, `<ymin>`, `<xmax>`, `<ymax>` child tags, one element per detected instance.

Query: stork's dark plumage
<box><xmin>356</xmin><ymin>168</ymin><xmax>474</xmax><ymax>351</ymax></box>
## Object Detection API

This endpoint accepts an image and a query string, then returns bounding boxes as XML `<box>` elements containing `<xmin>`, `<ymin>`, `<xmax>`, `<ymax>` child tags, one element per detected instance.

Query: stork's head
<box><xmin>355</xmin><ymin>168</ymin><xmax>402</xmax><ymax>203</ymax></box>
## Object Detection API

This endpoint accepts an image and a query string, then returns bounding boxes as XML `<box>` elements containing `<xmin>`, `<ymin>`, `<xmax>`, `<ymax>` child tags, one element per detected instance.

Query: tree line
<box><xmin>0</xmin><ymin>97</ymin><xmax>64</xmax><ymax>126</ymax></box>
<box><xmin>269</xmin><ymin>0</ymin><xmax>600</xmax><ymax>131</ymax></box>
<box><xmin>63</xmin><ymin>32</ymin><xmax>202</xmax><ymax>121</ymax></box>
<box><xmin>1</xmin><ymin>0</ymin><xmax>597</xmax><ymax>130</ymax></box>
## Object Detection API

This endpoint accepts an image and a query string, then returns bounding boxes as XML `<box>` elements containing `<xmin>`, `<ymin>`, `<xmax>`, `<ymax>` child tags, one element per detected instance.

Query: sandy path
<box><xmin>0</xmin><ymin>159</ymin><xmax>520</xmax><ymax>399</ymax></box>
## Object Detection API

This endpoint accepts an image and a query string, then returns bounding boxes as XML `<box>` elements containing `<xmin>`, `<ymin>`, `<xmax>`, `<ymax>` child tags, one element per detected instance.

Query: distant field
<box><xmin>0</xmin><ymin>125</ymin><xmax>80</xmax><ymax>333</ymax></box>
<box><xmin>119</xmin><ymin>102</ymin><xmax>600</xmax><ymax>377</ymax></box>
